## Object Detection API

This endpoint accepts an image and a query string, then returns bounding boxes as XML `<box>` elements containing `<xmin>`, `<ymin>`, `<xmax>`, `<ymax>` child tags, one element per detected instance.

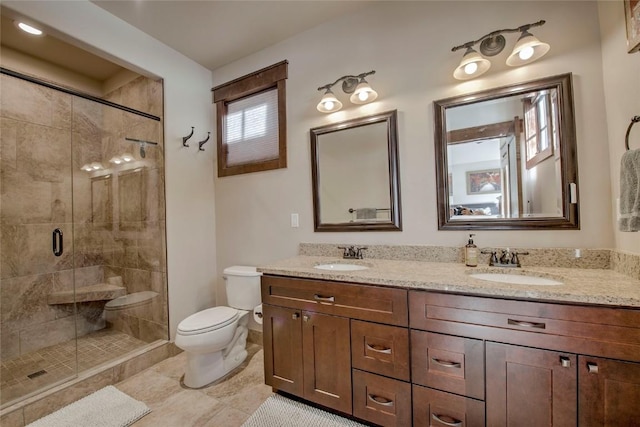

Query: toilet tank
<box><xmin>223</xmin><ymin>265</ymin><xmax>262</xmax><ymax>310</ymax></box>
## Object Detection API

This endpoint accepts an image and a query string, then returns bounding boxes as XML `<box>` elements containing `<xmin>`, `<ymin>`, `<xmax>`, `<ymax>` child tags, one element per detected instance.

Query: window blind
<box><xmin>224</xmin><ymin>88</ymin><xmax>279</xmax><ymax>167</ymax></box>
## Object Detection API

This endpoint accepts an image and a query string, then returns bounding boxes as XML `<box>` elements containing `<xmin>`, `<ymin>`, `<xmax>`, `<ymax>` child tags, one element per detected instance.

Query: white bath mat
<box><xmin>26</xmin><ymin>385</ymin><xmax>150</xmax><ymax>427</ymax></box>
<box><xmin>242</xmin><ymin>393</ymin><xmax>366</xmax><ymax>427</ymax></box>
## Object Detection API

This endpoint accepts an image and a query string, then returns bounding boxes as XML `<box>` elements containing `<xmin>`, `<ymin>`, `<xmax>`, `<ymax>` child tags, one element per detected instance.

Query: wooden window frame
<box><xmin>524</xmin><ymin>93</ymin><xmax>553</xmax><ymax>170</ymax></box>
<box><xmin>212</xmin><ymin>60</ymin><xmax>288</xmax><ymax>177</ymax></box>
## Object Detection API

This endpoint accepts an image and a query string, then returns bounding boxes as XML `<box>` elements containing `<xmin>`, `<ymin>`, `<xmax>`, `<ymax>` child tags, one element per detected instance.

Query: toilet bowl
<box><xmin>175</xmin><ymin>266</ymin><xmax>262</xmax><ymax>388</ymax></box>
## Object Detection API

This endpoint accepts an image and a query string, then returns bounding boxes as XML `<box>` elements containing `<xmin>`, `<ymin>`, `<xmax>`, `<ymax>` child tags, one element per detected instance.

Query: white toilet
<box><xmin>175</xmin><ymin>266</ymin><xmax>262</xmax><ymax>388</ymax></box>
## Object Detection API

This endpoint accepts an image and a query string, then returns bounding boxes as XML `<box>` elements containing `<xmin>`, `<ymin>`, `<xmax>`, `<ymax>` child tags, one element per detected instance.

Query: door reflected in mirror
<box><xmin>434</xmin><ymin>73</ymin><xmax>579</xmax><ymax>230</ymax></box>
<box><xmin>311</xmin><ymin>110</ymin><xmax>401</xmax><ymax>231</ymax></box>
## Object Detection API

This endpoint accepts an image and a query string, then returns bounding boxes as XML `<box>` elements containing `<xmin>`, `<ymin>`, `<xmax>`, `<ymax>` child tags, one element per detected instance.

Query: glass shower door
<box><xmin>0</xmin><ymin>73</ymin><xmax>78</xmax><ymax>408</ymax></box>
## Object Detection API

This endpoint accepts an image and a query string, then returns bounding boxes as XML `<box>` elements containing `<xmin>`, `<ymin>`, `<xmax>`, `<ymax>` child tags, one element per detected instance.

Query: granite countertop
<box><xmin>257</xmin><ymin>256</ymin><xmax>640</xmax><ymax>308</ymax></box>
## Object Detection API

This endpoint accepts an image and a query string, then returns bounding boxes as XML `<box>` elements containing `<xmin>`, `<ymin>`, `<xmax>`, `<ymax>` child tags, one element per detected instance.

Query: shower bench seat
<box><xmin>47</xmin><ymin>283</ymin><xmax>126</xmax><ymax>305</ymax></box>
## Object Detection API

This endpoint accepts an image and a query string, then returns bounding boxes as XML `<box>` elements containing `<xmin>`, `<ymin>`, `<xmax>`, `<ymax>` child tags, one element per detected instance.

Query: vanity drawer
<box><xmin>352</xmin><ymin>369</ymin><xmax>411</xmax><ymax>427</ymax></box>
<box><xmin>262</xmin><ymin>275</ymin><xmax>408</xmax><ymax>326</ymax></box>
<box><xmin>351</xmin><ymin>320</ymin><xmax>410</xmax><ymax>381</ymax></box>
<box><xmin>411</xmin><ymin>331</ymin><xmax>484</xmax><ymax>400</ymax></box>
<box><xmin>409</xmin><ymin>291</ymin><xmax>640</xmax><ymax>361</ymax></box>
<box><xmin>412</xmin><ymin>385</ymin><xmax>485</xmax><ymax>427</ymax></box>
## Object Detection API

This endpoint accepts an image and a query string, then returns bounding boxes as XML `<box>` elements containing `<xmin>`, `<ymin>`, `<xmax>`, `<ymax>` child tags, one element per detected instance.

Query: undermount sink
<box><xmin>314</xmin><ymin>263</ymin><xmax>369</xmax><ymax>271</ymax></box>
<box><xmin>469</xmin><ymin>273</ymin><xmax>563</xmax><ymax>286</ymax></box>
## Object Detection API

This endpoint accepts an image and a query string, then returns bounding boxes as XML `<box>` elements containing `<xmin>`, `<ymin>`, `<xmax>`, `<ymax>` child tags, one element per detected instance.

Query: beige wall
<box><xmin>598</xmin><ymin>1</ymin><xmax>640</xmax><ymax>254</ymax></box>
<box><xmin>212</xmin><ymin>1</ymin><xmax>622</xmax><ymax>305</ymax></box>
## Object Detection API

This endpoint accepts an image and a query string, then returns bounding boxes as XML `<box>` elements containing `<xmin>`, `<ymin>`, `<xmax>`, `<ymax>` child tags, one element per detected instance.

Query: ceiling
<box><xmin>1</xmin><ymin>1</ymin><xmax>371</xmax><ymax>83</ymax></box>
<box><xmin>91</xmin><ymin>1</ymin><xmax>372</xmax><ymax>71</ymax></box>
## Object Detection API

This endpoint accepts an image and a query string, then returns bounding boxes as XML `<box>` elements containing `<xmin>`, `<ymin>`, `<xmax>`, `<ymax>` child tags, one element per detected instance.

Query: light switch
<box><xmin>291</xmin><ymin>213</ymin><xmax>299</xmax><ymax>228</ymax></box>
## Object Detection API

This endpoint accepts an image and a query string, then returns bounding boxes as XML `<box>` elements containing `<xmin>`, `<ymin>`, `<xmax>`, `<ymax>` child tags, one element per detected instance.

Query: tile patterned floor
<box><xmin>116</xmin><ymin>343</ymin><xmax>272</xmax><ymax>426</ymax></box>
<box><xmin>1</xmin><ymin>330</ymin><xmax>147</xmax><ymax>407</ymax></box>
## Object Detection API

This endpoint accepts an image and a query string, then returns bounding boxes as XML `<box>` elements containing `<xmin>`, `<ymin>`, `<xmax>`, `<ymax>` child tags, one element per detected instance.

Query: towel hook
<box><xmin>198</xmin><ymin>132</ymin><xmax>211</xmax><ymax>151</ymax></box>
<box><xmin>626</xmin><ymin>116</ymin><xmax>640</xmax><ymax>151</ymax></box>
<box><xmin>182</xmin><ymin>126</ymin><xmax>194</xmax><ymax>147</ymax></box>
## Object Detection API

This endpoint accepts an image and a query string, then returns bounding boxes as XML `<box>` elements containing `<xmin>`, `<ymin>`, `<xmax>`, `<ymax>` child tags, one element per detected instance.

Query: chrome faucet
<box><xmin>481</xmin><ymin>248</ymin><xmax>529</xmax><ymax>268</ymax></box>
<box><xmin>338</xmin><ymin>245</ymin><xmax>368</xmax><ymax>259</ymax></box>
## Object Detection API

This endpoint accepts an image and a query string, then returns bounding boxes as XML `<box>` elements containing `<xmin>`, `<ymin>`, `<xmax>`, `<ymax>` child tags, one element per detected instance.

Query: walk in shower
<box><xmin>0</xmin><ymin>70</ymin><xmax>168</xmax><ymax>408</ymax></box>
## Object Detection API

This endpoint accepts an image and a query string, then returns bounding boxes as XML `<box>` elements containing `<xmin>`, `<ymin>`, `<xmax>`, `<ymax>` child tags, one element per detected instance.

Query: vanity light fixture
<box><xmin>316</xmin><ymin>70</ymin><xmax>378</xmax><ymax>113</ymax></box>
<box><xmin>452</xmin><ymin>20</ymin><xmax>549</xmax><ymax>80</ymax></box>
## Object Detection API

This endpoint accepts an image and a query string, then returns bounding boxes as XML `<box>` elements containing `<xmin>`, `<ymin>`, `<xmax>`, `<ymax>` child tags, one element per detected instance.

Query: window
<box><xmin>212</xmin><ymin>61</ymin><xmax>288</xmax><ymax>177</ymax></box>
<box><xmin>523</xmin><ymin>91</ymin><xmax>554</xmax><ymax>169</ymax></box>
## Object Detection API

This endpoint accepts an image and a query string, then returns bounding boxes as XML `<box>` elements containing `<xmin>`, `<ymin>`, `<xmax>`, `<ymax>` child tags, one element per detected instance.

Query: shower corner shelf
<box><xmin>47</xmin><ymin>283</ymin><xmax>126</xmax><ymax>305</ymax></box>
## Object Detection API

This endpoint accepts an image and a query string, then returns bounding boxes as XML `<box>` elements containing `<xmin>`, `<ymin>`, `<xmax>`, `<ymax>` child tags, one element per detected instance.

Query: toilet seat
<box><xmin>177</xmin><ymin>306</ymin><xmax>239</xmax><ymax>336</ymax></box>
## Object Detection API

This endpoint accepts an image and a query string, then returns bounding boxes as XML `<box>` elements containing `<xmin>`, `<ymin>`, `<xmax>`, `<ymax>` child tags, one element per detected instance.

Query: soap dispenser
<box><xmin>465</xmin><ymin>234</ymin><xmax>478</xmax><ymax>267</ymax></box>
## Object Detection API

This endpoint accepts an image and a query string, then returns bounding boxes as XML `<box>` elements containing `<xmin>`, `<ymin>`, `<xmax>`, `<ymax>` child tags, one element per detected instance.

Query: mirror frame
<box><xmin>310</xmin><ymin>109</ymin><xmax>402</xmax><ymax>232</ymax></box>
<box><xmin>434</xmin><ymin>73</ymin><xmax>579</xmax><ymax>230</ymax></box>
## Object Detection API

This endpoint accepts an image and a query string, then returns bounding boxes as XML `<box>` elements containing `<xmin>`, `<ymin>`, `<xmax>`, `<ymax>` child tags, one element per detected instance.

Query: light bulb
<box><xmin>324</xmin><ymin>100</ymin><xmax>334</xmax><ymax>110</ymax></box>
<box><xmin>464</xmin><ymin>62</ymin><xmax>478</xmax><ymax>75</ymax></box>
<box><xmin>121</xmin><ymin>154</ymin><xmax>133</xmax><ymax>162</ymax></box>
<box><xmin>358</xmin><ymin>91</ymin><xmax>369</xmax><ymax>102</ymax></box>
<box><xmin>519</xmin><ymin>46</ymin><xmax>535</xmax><ymax>61</ymax></box>
<box><xmin>17</xmin><ymin>22</ymin><xmax>43</xmax><ymax>35</ymax></box>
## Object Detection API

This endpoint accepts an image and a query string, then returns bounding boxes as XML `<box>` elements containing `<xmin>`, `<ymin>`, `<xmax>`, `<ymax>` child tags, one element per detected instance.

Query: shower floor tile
<box><xmin>0</xmin><ymin>329</ymin><xmax>147</xmax><ymax>406</ymax></box>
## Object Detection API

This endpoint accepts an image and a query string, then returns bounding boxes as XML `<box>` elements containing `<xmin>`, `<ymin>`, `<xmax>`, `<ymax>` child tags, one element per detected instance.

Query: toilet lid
<box><xmin>177</xmin><ymin>306</ymin><xmax>239</xmax><ymax>335</ymax></box>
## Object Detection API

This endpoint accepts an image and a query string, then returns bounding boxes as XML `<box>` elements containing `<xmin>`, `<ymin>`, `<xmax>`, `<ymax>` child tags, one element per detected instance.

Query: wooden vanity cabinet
<box><xmin>409</xmin><ymin>290</ymin><xmax>640</xmax><ymax>427</ymax></box>
<box><xmin>262</xmin><ymin>274</ymin><xmax>409</xmax><ymax>422</ymax></box>
<box><xmin>263</xmin><ymin>275</ymin><xmax>640</xmax><ymax>426</ymax></box>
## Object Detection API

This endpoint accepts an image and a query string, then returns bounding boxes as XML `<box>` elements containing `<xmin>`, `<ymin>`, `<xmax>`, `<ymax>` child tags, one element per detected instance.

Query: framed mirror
<box><xmin>311</xmin><ymin>110</ymin><xmax>402</xmax><ymax>231</ymax></box>
<box><xmin>434</xmin><ymin>73</ymin><xmax>579</xmax><ymax>230</ymax></box>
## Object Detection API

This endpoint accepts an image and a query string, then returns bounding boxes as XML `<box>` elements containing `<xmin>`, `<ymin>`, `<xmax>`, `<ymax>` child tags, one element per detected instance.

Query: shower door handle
<box><xmin>52</xmin><ymin>228</ymin><xmax>63</xmax><ymax>257</ymax></box>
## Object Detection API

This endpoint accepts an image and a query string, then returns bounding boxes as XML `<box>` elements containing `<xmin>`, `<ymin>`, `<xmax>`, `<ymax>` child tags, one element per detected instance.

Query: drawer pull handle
<box><xmin>367</xmin><ymin>394</ymin><xmax>394</xmax><ymax>407</ymax></box>
<box><xmin>366</xmin><ymin>343</ymin><xmax>392</xmax><ymax>354</ymax></box>
<box><xmin>431</xmin><ymin>357</ymin><xmax>461</xmax><ymax>368</ymax></box>
<box><xmin>314</xmin><ymin>294</ymin><xmax>335</xmax><ymax>303</ymax></box>
<box><xmin>587</xmin><ymin>362</ymin><xmax>599</xmax><ymax>374</ymax></box>
<box><xmin>432</xmin><ymin>413</ymin><xmax>463</xmax><ymax>427</ymax></box>
<box><xmin>508</xmin><ymin>318</ymin><xmax>546</xmax><ymax>329</ymax></box>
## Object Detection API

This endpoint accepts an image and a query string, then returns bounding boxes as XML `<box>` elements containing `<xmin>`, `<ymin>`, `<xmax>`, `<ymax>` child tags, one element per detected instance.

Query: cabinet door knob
<box><xmin>431</xmin><ymin>357</ymin><xmax>462</xmax><ymax>369</ymax></box>
<box><xmin>303</xmin><ymin>315</ymin><xmax>310</xmax><ymax>322</ymax></box>
<box><xmin>366</xmin><ymin>343</ymin><xmax>392</xmax><ymax>354</ymax></box>
<box><xmin>560</xmin><ymin>356</ymin><xmax>571</xmax><ymax>368</ymax></box>
<box><xmin>432</xmin><ymin>413</ymin><xmax>463</xmax><ymax>427</ymax></box>
<box><xmin>313</xmin><ymin>294</ymin><xmax>335</xmax><ymax>303</ymax></box>
<box><xmin>292</xmin><ymin>313</ymin><xmax>299</xmax><ymax>320</ymax></box>
<box><xmin>587</xmin><ymin>362</ymin><xmax>599</xmax><ymax>374</ymax></box>
<box><xmin>367</xmin><ymin>394</ymin><xmax>394</xmax><ymax>407</ymax></box>
<box><xmin>508</xmin><ymin>318</ymin><xmax>546</xmax><ymax>329</ymax></box>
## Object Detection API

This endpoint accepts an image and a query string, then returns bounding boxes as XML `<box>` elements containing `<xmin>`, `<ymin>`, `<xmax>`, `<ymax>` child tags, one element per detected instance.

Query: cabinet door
<box><xmin>486</xmin><ymin>342</ymin><xmax>577</xmax><ymax>426</ymax></box>
<box><xmin>263</xmin><ymin>304</ymin><xmax>303</xmax><ymax>396</ymax></box>
<box><xmin>579</xmin><ymin>356</ymin><xmax>640</xmax><ymax>427</ymax></box>
<box><xmin>302</xmin><ymin>311</ymin><xmax>352</xmax><ymax>414</ymax></box>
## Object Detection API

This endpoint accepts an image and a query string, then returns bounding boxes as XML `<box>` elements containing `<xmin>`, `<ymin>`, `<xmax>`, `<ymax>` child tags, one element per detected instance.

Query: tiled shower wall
<box><xmin>0</xmin><ymin>74</ymin><xmax>168</xmax><ymax>362</ymax></box>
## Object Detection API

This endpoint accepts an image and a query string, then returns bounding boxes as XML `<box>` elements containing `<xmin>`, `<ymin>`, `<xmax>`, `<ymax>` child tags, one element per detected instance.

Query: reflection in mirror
<box><xmin>91</xmin><ymin>174</ymin><xmax>113</xmax><ymax>229</ymax></box>
<box><xmin>434</xmin><ymin>73</ymin><xmax>579</xmax><ymax>230</ymax></box>
<box><xmin>311</xmin><ymin>110</ymin><xmax>401</xmax><ymax>231</ymax></box>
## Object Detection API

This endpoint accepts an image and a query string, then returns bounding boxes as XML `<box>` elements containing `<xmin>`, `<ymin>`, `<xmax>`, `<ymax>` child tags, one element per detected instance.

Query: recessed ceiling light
<box><xmin>16</xmin><ymin>22</ymin><xmax>43</xmax><ymax>36</ymax></box>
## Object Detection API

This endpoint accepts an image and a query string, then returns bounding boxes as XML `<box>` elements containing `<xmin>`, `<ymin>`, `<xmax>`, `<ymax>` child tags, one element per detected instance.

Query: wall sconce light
<box><xmin>452</xmin><ymin>20</ymin><xmax>550</xmax><ymax>80</ymax></box>
<box><xmin>316</xmin><ymin>70</ymin><xmax>378</xmax><ymax>113</ymax></box>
